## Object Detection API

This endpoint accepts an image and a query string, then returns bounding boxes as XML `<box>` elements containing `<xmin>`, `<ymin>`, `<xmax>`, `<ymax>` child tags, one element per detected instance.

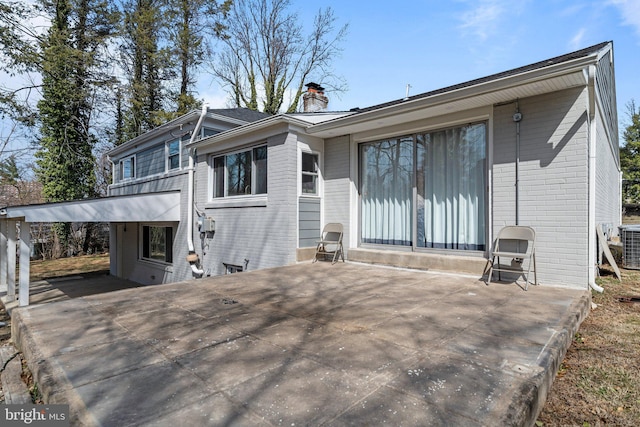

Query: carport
<box><xmin>0</xmin><ymin>191</ymin><xmax>180</xmax><ymax>306</ymax></box>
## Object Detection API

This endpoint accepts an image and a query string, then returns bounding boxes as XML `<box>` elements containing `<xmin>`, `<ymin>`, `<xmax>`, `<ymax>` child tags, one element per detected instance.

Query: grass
<box><xmin>29</xmin><ymin>253</ymin><xmax>110</xmax><ymax>281</ymax></box>
<box><xmin>537</xmin><ymin>266</ymin><xmax>640</xmax><ymax>426</ymax></box>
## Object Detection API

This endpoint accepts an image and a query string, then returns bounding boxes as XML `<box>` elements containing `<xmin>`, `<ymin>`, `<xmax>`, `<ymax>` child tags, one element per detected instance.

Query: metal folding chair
<box><xmin>313</xmin><ymin>223</ymin><xmax>345</xmax><ymax>264</ymax></box>
<box><xmin>487</xmin><ymin>226</ymin><xmax>537</xmax><ymax>290</ymax></box>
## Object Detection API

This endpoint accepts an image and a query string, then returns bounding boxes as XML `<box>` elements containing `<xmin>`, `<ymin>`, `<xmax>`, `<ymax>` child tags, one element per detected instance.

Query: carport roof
<box><xmin>0</xmin><ymin>191</ymin><xmax>180</xmax><ymax>223</ymax></box>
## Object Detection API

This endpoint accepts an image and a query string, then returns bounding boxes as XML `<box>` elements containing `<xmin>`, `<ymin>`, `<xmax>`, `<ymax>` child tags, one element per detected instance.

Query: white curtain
<box><xmin>417</xmin><ymin>124</ymin><xmax>486</xmax><ymax>250</ymax></box>
<box><xmin>360</xmin><ymin>138</ymin><xmax>413</xmax><ymax>246</ymax></box>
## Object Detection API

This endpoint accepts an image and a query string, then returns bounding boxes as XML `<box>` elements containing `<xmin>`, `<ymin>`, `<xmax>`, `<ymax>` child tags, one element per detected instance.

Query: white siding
<box><xmin>299</xmin><ymin>198</ymin><xmax>321</xmax><ymax>247</ymax></box>
<box><xmin>595</xmin><ymin>105</ymin><xmax>621</xmax><ymax>236</ymax></box>
<box><xmin>493</xmin><ymin>87</ymin><xmax>590</xmax><ymax>287</ymax></box>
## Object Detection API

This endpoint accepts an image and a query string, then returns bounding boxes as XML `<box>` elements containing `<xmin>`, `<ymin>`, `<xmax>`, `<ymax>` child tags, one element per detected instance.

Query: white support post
<box><xmin>109</xmin><ymin>223</ymin><xmax>118</xmax><ymax>277</ymax></box>
<box><xmin>19</xmin><ymin>221</ymin><xmax>31</xmax><ymax>307</ymax></box>
<box><xmin>7</xmin><ymin>221</ymin><xmax>16</xmax><ymax>302</ymax></box>
<box><xmin>0</xmin><ymin>219</ymin><xmax>7</xmax><ymax>294</ymax></box>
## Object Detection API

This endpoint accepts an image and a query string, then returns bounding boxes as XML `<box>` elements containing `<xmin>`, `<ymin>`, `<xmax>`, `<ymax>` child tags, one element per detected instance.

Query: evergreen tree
<box><xmin>35</xmin><ymin>0</ymin><xmax>116</xmax><ymax>253</ymax></box>
<box><xmin>120</xmin><ymin>0</ymin><xmax>171</xmax><ymax>138</ymax></box>
<box><xmin>0</xmin><ymin>1</ymin><xmax>42</xmax><ymax>168</ymax></box>
<box><xmin>0</xmin><ymin>0</ymin><xmax>41</xmax><ymax>123</ymax></box>
<box><xmin>165</xmin><ymin>0</ymin><xmax>230</xmax><ymax>116</ymax></box>
<box><xmin>621</xmin><ymin>100</ymin><xmax>640</xmax><ymax>203</ymax></box>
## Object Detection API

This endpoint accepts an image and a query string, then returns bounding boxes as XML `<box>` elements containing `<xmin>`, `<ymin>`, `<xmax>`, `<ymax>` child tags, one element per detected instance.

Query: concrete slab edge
<box><xmin>492</xmin><ymin>290</ymin><xmax>592</xmax><ymax>426</ymax></box>
<box><xmin>11</xmin><ymin>306</ymin><xmax>99</xmax><ymax>427</ymax></box>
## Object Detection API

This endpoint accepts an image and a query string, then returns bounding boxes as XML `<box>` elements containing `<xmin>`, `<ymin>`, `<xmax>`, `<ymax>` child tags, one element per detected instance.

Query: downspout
<box><xmin>587</xmin><ymin>65</ymin><xmax>603</xmax><ymax>293</ymax></box>
<box><xmin>186</xmin><ymin>103</ymin><xmax>208</xmax><ymax>277</ymax></box>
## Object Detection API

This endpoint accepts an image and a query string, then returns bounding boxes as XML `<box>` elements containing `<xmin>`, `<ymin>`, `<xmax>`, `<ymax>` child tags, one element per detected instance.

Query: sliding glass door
<box><xmin>416</xmin><ymin>123</ymin><xmax>486</xmax><ymax>250</ymax></box>
<box><xmin>360</xmin><ymin>137</ymin><xmax>413</xmax><ymax>246</ymax></box>
<box><xmin>360</xmin><ymin>123</ymin><xmax>486</xmax><ymax>252</ymax></box>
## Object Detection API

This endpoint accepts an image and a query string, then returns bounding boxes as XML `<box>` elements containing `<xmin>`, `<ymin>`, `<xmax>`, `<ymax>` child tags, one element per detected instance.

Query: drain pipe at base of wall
<box><xmin>586</xmin><ymin>65</ymin><xmax>603</xmax><ymax>293</ymax></box>
<box><xmin>186</xmin><ymin>103</ymin><xmax>208</xmax><ymax>278</ymax></box>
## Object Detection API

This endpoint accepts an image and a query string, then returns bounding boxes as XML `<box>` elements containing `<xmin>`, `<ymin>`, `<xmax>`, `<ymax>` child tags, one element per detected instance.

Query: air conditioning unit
<box><xmin>620</xmin><ymin>225</ymin><xmax>640</xmax><ymax>269</ymax></box>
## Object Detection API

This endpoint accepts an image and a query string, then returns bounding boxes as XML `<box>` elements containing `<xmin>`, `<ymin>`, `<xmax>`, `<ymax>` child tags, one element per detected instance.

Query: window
<box><xmin>360</xmin><ymin>122</ymin><xmax>487</xmax><ymax>251</ymax></box>
<box><xmin>142</xmin><ymin>225</ymin><xmax>173</xmax><ymax>263</ymax></box>
<box><xmin>224</xmin><ymin>263</ymin><xmax>244</xmax><ymax>274</ymax></box>
<box><xmin>301</xmin><ymin>152</ymin><xmax>319</xmax><ymax>195</ymax></box>
<box><xmin>212</xmin><ymin>146</ymin><xmax>267</xmax><ymax>198</ymax></box>
<box><xmin>120</xmin><ymin>156</ymin><xmax>135</xmax><ymax>180</ymax></box>
<box><xmin>167</xmin><ymin>140</ymin><xmax>180</xmax><ymax>170</ymax></box>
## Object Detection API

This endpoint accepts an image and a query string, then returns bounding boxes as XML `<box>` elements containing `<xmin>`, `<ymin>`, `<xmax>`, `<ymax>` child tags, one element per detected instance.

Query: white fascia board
<box><xmin>1</xmin><ymin>192</ymin><xmax>180</xmax><ymax>223</ymax></box>
<box><xmin>188</xmin><ymin>114</ymin><xmax>313</xmax><ymax>150</ymax></box>
<box><xmin>286</xmin><ymin>112</ymin><xmax>355</xmax><ymax>124</ymax></box>
<box><xmin>307</xmin><ymin>54</ymin><xmax>600</xmax><ymax>136</ymax></box>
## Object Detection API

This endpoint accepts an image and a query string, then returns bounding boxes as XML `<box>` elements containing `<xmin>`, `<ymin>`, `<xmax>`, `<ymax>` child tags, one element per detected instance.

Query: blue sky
<box><xmin>202</xmin><ymin>0</ymin><xmax>640</xmax><ymax>125</ymax></box>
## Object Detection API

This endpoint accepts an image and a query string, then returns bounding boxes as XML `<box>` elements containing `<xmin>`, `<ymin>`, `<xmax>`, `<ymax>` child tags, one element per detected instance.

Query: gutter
<box><xmin>307</xmin><ymin>52</ymin><xmax>602</xmax><ymax>135</ymax></box>
<box><xmin>186</xmin><ymin>104</ymin><xmax>208</xmax><ymax>277</ymax></box>
<box><xmin>186</xmin><ymin>114</ymin><xmax>320</xmax><ymax>151</ymax></box>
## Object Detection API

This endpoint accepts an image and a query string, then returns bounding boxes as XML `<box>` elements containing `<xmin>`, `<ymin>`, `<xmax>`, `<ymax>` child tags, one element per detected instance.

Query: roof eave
<box><xmin>307</xmin><ymin>50</ymin><xmax>604</xmax><ymax>135</ymax></box>
<box><xmin>107</xmin><ymin>110</ymin><xmax>255</xmax><ymax>158</ymax></box>
<box><xmin>187</xmin><ymin>114</ymin><xmax>314</xmax><ymax>150</ymax></box>
<box><xmin>107</xmin><ymin>110</ymin><xmax>201</xmax><ymax>158</ymax></box>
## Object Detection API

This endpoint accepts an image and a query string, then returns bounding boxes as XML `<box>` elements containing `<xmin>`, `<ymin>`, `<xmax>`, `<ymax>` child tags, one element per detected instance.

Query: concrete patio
<box><xmin>10</xmin><ymin>262</ymin><xmax>590</xmax><ymax>426</ymax></box>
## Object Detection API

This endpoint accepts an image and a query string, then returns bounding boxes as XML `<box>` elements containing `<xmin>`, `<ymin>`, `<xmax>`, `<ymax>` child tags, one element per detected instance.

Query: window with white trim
<box><xmin>212</xmin><ymin>146</ymin><xmax>267</xmax><ymax>198</ymax></box>
<box><xmin>141</xmin><ymin>225</ymin><xmax>174</xmax><ymax>264</ymax></box>
<box><xmin>167</xmin><ymin>139</ymin><xmax>180</xmax><ymax>171</ymax></box>
<box><xmin>301</xmin><ymin>152</ymin><xmax>319</xmax><ymax>195</ymax></box>
<box><xmin>119</xmin><ymin>156</ymin><xmax>135</xmax><ymax>180</ymax></box>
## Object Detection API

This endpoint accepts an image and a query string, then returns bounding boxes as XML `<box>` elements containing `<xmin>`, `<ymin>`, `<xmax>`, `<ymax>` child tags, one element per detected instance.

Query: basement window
<box><xmin>141</xmin><ymin>225</ymin><xmax>174</xmax><ymax>264</ymax></box>
<box><xmin>224</xmin><ymin>263</ymin><xmax>244</xmax><ymax>274</ymax></box>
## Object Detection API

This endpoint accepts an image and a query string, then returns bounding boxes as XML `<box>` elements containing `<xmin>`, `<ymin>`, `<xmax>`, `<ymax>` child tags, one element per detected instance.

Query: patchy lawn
<box><xmin>29</xmin><ymin>253</ymin><xmax>110</xmax><ymax>281</ymax></box>
<box><xmin>537</xmin><ymin>266</ymin><xmax>640</xmax><ymax>426</ymax></box>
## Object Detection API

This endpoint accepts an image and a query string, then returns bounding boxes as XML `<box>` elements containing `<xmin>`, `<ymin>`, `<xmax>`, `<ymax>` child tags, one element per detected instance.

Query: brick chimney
<box><xmin>302</xmin><ymin>82</ymin><xmax>328</xmax><ymax>112</ymax></box>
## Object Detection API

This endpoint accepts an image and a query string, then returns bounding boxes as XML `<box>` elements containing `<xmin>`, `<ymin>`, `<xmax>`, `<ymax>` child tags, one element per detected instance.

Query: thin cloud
<box><xmin>457</xmin><ymin>0</ymin><xmax>530</xmax><ymax>41</ymax></box>
<box><xmin>608</xmin><ymin>0</ymin><xmax>640</xmax><ymax>37</ymax></box>
<box><xmin>569</xmin><ymin>28</ymin><xmax>587</xmax><ymax>50</ymax></box>
<box><xmin>458</xmin><ymin>1</ymin><xmax>505</xmax><ymax>41</ymax></box>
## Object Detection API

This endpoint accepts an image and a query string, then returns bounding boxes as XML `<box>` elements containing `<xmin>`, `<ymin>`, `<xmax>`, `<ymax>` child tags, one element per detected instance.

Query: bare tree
<box><xmin>211</xmin><ymin>0</ymin><xmax>348</xmax><ymax>114</ymax></box>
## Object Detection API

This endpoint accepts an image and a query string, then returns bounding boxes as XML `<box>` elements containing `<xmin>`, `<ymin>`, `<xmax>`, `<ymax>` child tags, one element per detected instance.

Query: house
<box><xmin>0</xmin><ymin>41</ymin><xmax>620</xmax><ymax>306</ymax></box>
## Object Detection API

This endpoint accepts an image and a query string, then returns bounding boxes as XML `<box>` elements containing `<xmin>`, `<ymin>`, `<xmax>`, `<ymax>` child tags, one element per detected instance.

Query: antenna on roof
<box><xmin>404</xmin><ymin>84</ymin><xmax>412</xmax><ymax>100</ymax></box>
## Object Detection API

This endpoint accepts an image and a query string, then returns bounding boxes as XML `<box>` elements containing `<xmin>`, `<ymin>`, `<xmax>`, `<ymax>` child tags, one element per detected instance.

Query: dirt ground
<box><xmin>536</xmin><ymin>266</ymin><xmax>640</xmax><ymax>426</ymax></box>
<box><xmin>1</xmin><ymin>255</ymin><xmax>639</xmax><ymax>424</ymax></box>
